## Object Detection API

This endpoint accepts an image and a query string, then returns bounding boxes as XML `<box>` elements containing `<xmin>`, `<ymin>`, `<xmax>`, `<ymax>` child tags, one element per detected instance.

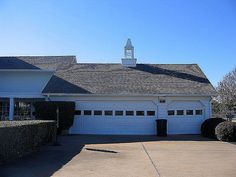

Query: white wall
<box><xmin>49</xmin><ymin>95</ymin><xmax>212</xmax><ymax>135</ymax></box>
<box><xmin>0</xmin><ymin>71</ymin><xmax>53</xmax><ymax>97</ymax></box>
<box><xmin>50</xmin><ymin>96</ymin><xmax>158</xmax><ymax>134</ymax></box>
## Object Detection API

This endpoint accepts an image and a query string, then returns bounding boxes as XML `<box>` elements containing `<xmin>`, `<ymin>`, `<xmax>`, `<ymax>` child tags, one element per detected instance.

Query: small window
<box><xmin>136</xmin><ymin>111</ymin><xmax>144</xmax><ymax>116</ymax></box>
<box><xmin>168</xmin><ymin>110</ymin><xmax>175</xmax><ymax>116</ymax></box>
<box><xmin>196</xmin><ymin>110</ymin><xmax>203</xmax><ymax>115</ymax></box>
<box><xmin>147</xmin><ymin>111</ymin><xmax>155</xmax><ymax>116</ymax></box>
<box><xmin>115</xmin><ymin>111</ymin><xmax>123</xmax><ymax>116</ymax></box>
<box><xmin>94</xmin><ymin>110</ymin><xmax>102</xmax><ymax>115</ymax></box>
<box><xmin>74</xmin><ymin>110</ymin><xmax>81</xmax><ymax>115</ymax></box>
<box><xmin>176</xmin><ymin>110</ymin><xmax>184</xmax><ymax>115</ymax></box>
<box><xmin>105</xmin><ymin>110</ymin><xmax>113</xmax><ymax>116</ymax></box>
<box><xmin>159</xmin><ymin>99</ymin><xmax>166</xmax><ymax>103</ymax></box>
<box><xmin>84</xmin><ymin>110</ymin><xmax>92</xmax><ymax>115</ymax></box>
<box><xmin>186</xmin><ymin>110</ymin><xmax>193</xmax><ymax>115</ymax></box>
<box><xmin>126</xmin><ymin>111</ymin><xmax>134</xmax><ymax>116</ymax></box>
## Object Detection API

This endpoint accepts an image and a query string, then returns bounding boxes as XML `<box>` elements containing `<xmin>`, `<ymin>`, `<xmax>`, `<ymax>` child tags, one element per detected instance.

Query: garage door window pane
<box><xmin>115</xmin><ymin>111</ymin><xmax>123</xmax><ymax>116</ymax></box>
<box><xmin>105</xmin><ymin>110</ymin><xmax>113</xmax><ymax>116</ymax></box>
<box><xmin>84</xmin><ymin>110</ymin><xmax>92</xmax><ymax>115</ymax></box>
<box><xmin>196</xmin><ymin>110</ymin><xmax>203</xmax><ymax>115</ymax></box>
<box><xmin>147</xmin><ymin>111</ymin><xmax>155</xmax><ymax>116</ymax></box>
<box><xmin>126</xmin><ymin>111</ymin><xmax>134</xmax><ymax>116</ymax></box>
<box><xmin>74</xmin><ymin>110</ymin><xmax>81</xmax><ymax>115</ymax></box>
<box><xmin>136</xmin><ymin>111</ymin><xmax>144</xmax><ymax>116</ymax></box>
<box><xmin>168</xmin><ymin>110</ymin><xmax>175</xmax><ymax>116</ymax></box>
<box><xmin>177</xmin><ymin>110</ymin><xmax>184</xmax><ymax>115</ymax></box>
<box><xmin>186</xmin><ymin>110</ymin><xmax>193</xmax><ymax>115</ymax></box>
<box><xmin>94</xmin><ymin>110</ymin><xmax>102</xmax><ymax>115</ymax></box>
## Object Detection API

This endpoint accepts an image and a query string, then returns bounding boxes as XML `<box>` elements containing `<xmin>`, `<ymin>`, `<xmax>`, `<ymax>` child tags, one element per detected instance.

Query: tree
<box><xmin>212</xmin><ymin>99</ymin><xmax>222</xmax><ymax>117</ymax></box>
<box><xmin>216</xmin><ymin>67</ymin><xmax>236</xmax><ymax>115</ymax></box>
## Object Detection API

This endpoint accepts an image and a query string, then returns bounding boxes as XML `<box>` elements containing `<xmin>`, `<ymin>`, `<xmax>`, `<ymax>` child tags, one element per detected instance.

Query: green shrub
<box><xmin>215</xmin><ymin>121</ymin><xmax>236</xmax><ymax>142</ymax></box>
<box><xmin>34</xmin><ymin>101</ymin><xmax>75</xmax><ymax>134</ymax></box>
<box><xmin>201</xmin><ymin>118</ymin><xmax>225</xmax><ymax>138</ymax></box>
<box><xmin>0</xmin><ymin>120</ymin><xmax>56</xmax><ymax>164</ymax></box>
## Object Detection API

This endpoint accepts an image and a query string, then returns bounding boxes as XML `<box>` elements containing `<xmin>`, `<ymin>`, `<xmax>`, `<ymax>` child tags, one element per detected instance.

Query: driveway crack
<box><xmin>140</xmin><ymin>141</ymin><xmax>161</xmax><ymax>177</ymax></box>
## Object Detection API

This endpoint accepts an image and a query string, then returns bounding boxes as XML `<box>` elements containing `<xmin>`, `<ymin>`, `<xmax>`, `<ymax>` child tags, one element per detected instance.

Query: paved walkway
<box><xmin>1</xmin><ymin>135</ymin><xmax>236</xmax><ymax>177</ymax></box>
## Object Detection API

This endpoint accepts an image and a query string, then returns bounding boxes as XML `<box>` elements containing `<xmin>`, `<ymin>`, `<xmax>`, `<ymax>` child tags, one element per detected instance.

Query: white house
<box><xmin>0</xmin><ymin>39</ymin><xmax>216</xmax><ymax>135</ymax></box>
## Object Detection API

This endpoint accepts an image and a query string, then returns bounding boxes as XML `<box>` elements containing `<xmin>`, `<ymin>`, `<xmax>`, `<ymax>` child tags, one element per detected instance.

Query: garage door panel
<box><xmin>167</xmin><ymin>100</ymin><xmax>205</xmax><ymax>134</ymax></box>
<box><xmin>75</xmin><ymin>100</ymin><xmax>156</xmax><ymax>110</ymax></box>
<box><xmin>70</xmin><ymin>117</ymin><xmax>156</xmax><ymax>135</ymax></box>
<box><xmin>167</xmin><ymin>117</ymin><xmax>204</xmax><ymax>134</ymax></box>
<box><xmin>168</xmin><ymin>101</ymin><xmax>203</xmax><ymax>110</ymax></box>
<box><xmin>70</xmin><ymin>100</ymin><xmax>157</xmax><ymax>135</ymax></box>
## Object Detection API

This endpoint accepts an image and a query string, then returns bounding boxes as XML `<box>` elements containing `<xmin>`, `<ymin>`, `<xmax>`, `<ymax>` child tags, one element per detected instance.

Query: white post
<box><xmin>9</xmin><ymin>97</ymin><xmax>14</xmax><ymax>121</ymax></box>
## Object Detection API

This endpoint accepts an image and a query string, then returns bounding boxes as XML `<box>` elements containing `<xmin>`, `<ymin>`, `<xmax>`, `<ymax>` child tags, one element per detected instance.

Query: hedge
<box><xmin>34</xmin><ymin>101</ymin><xmax>75</xmax><ymax>134</ymax></box>
<box><xmin>0</xmin><ymin>120</ymin><xmax>56</xmax><ymax>164</ymax></box>
<box><xmin>201</xmin><ymin>118</ymin><xmax>225</xmax><ymax>138</ymax></box>
<box><xmin>215</xmin><ymin>121</ymin><xmax>236</xmax><ymax>142</ymax></box>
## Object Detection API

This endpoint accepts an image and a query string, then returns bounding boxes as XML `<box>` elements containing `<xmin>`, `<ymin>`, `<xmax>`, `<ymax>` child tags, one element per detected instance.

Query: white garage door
<box><xmin>166</xmin><ymin>101</ymin><xmax>205</xmax><ymax>134</ymax></box>
<box><xmin>70</xmin><ymin>100</ymin><xmax>157</xmax><ymax>135</ymax></box>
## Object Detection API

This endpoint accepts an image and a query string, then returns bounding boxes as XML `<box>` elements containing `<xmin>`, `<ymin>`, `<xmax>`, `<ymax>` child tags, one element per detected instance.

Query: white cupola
<box><xmin>121</xmin><ymin>38</ymin><xmax>137</xmax><ymax>67</ymax></box>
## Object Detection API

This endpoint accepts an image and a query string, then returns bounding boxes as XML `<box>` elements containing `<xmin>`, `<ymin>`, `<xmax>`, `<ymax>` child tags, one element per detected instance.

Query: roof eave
<box><xmin>42</xmin><ymin>93</ymin><xmax>217</xmax><ymax>97</ymax></box>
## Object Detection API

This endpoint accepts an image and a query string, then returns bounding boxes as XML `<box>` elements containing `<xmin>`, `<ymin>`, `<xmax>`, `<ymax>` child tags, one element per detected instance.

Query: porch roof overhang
<box><xmin>0</xmin><ymin>92</ymin><xmax>45</xmax><ymax>98</ymax></box>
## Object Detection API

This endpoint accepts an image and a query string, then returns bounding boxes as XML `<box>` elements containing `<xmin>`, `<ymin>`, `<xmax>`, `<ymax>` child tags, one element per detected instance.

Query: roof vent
<box><xmin>121</xmin><ymin>38</ymin><xmax>137</xmax><ymax>67</ymax></box>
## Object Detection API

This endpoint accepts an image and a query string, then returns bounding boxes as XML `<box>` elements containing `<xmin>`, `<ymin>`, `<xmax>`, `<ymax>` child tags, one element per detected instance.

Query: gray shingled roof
<box><xmin>0</xmin><ymin>57</ymin><xmax>40</xmax><ymax>69</ymax></box>
<box><xmin>0</xmin><ymin>56</ymin><xmax>76</xmax><ymax>70</ymax></box>
<box><xmin>0</xmin><ymin>56</ymin><xmax>216</xmax><ymax>95</ymax></box>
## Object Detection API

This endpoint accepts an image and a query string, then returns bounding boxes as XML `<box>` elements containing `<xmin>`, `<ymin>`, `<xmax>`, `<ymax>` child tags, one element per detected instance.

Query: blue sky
<box><xmin>0</xmin><ymin>0</ymin><xmax>235</xmax><ymax>86</ymax></box>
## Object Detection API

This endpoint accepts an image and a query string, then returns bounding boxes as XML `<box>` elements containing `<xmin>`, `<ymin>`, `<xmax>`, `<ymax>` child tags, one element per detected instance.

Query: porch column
<box><xmin>9</xmin><ymin>97</ymin><xmax>14</xmax><ymax>121</ymax></box>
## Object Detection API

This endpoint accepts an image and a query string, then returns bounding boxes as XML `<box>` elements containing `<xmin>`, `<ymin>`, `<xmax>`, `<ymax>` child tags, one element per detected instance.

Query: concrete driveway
<box><xmin>1</xmin><ymin>135</ymin><xmax>236</xmax><ymax>177</ymax></box>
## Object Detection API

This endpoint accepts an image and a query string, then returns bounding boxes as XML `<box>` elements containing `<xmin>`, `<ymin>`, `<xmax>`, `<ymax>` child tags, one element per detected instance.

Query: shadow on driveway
<box><xmin>0</xmin><ymin>134</ymin><xmax>213</xmax><ymax>177</ymax></box>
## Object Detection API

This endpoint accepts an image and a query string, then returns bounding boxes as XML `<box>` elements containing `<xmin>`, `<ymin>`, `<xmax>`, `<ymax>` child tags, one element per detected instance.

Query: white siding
<box><xmin>0</xmin><ymin>71</ymin><xmax>53</xmax><ymax>97</ymax></box>
<box><xmin>50</xmin><ymin>95</ymin><xmax>212</xmax><ymax>135</ymax></box>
